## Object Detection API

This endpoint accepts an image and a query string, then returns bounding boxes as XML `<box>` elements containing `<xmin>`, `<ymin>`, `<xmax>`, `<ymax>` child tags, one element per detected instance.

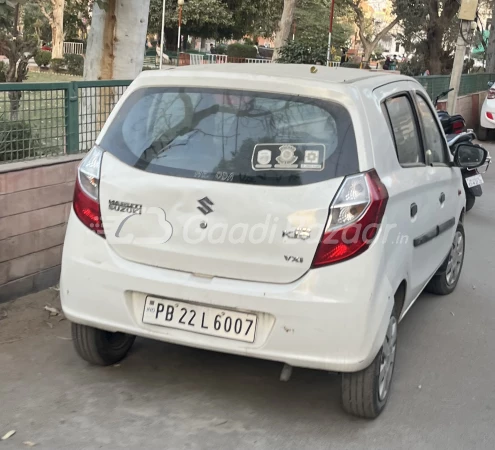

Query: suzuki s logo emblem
<box><xmin>197</xmin><ymin>197</ymin><xmax>214</xmax><ymax>215</ymax></box>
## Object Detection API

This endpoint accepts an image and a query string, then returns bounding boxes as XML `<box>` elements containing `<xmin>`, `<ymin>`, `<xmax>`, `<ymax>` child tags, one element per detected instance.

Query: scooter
<box><xmin>447</xmin><ymin>131</ymin><xmax>491</xmax><ymax>212</ymax></box>
<box><xmin>434</xmin><ymin>88</ymin><xmax>467</xmax><ymax>135</ymax></box>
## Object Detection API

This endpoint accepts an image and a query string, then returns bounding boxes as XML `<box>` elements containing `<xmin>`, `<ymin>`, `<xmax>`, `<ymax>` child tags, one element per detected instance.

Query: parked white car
<box><xmin>479</xmin><ymin>81</ymin><xmax>495</xmax><ymax>140</ymax></box>
<box><xmin>61</xmin><ymin>65</ymin><xmax>488</xmax><ymax>419</ymax></box>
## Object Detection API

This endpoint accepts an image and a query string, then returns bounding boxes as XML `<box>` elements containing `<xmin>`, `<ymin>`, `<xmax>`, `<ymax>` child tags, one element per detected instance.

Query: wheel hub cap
<box><xmin>446</xmin><ymin>231</ymin><xmax>464</xmax><ymax>286</ymax></box>
<box><xmin>379</xmin><ymin>316</ymin><xmax>397</xmax><ymax>401</ymax></box>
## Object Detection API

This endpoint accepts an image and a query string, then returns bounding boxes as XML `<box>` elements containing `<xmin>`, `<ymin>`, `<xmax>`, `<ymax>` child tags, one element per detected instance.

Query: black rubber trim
<box><xmin>438</xmin><ymin>217</ymin><xmax>456</xmax><ymax>235</ymax></box>
<box><xmin>414</xmin><ymin>217</ymin><xmax>456</xmax><ymax>248</ymax></box>
<box><xmin>413</xmin><ymin>228</ymin><xmax>438</xmax><ymax>248</ymax></box>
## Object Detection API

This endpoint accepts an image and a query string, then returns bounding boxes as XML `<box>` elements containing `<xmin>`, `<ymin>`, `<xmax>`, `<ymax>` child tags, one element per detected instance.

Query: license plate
<box><xmin>466</xmin><ymin>174</ymin><xmax>484</xmax><ymax>188</ymax></box>
<box><xmin>142</xmin><ymin>297</ymin><xmax>258</xmax><ymax>343</ymax></box>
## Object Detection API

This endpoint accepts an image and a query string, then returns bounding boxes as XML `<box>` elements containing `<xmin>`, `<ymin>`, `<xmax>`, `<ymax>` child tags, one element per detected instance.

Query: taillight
<box><xmin>312</xmin><ymin>170</ymin><xmax>388</xmax><ymax>267</ymax></box>
<box><xmin>488</xmin><ymin>89</ymin><xmax>495</xmax><ymax>100</ymax></box>
<box><xmin>73</xmin><ymin>146</ymin><xmax>105</xmax><ymax>237</ymax></box>
<box><xmin>452</xmin><ymin>120</ymin><xmax>464</xmax><ymax>134</ymax></box>
<box><xmin>487</xmin><ymin>112</ymin><xmax>494</xmax><ymax>121</ymax></box>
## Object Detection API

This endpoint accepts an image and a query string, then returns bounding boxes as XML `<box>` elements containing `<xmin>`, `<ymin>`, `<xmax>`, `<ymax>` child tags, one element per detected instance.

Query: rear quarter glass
<box><xmin>99</xmin><ymin>87</ymin><xmax>359</xmax><ymax>186</ymax></box>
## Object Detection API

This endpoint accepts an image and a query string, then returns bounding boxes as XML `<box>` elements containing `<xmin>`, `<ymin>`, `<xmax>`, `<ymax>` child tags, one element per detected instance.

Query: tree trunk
<box><xmin>50</xmin><ymin>0</ymin><xmax>65</xmax><ymax>59</ymax></box>
<box><xmin>426</xmin><ymin>23</ymin><xmax>443</xmax><ymax>75</ymax></box>
<box><xmin>84</xmin><ymin>0</ymin><xmax>150</xmax><ymax>80</ymax></box>
<box><xmin>363</xmin><ymin>44</ymin><xmax>373</xmax><ymax>65</ymax></box>
<box><xmin>272</xmin><ymin>0</ymin><xmax>297</xmax><ymax>60</ymax></box>
<box><xmin>486</xmin><ymin>1</ymin><xmax>495</xmax><ymax>73</ymax></box>
<box><xmin>81</xmin><ymin>0</ymin><xmax>151</xmax><ymax>150</ymax></box>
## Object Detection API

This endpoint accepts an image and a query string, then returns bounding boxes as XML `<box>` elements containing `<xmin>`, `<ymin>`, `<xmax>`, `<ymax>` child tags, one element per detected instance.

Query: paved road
<box><xmin>1</xmin><ymin>147</ymin><xmax>495</xmax><ymax>449</ymax></box>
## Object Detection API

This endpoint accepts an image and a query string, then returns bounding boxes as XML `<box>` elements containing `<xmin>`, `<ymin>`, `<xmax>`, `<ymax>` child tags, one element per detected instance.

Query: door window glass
<box><xmin>384</xmin><ymin>96</ymin><xmax>424</xmax><ymax>165</ymax></box>
<box><xmin>416</xmin><ymin>95</ymin><xmax>448</xmax><ymax>164</ymax></box>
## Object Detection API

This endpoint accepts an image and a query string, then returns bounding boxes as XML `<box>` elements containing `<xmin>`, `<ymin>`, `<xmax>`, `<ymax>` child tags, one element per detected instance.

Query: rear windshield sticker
<box><xmin>252</xmin><ymin>144</ymin><xmax>326</xmax><ymax>171</ymax></box>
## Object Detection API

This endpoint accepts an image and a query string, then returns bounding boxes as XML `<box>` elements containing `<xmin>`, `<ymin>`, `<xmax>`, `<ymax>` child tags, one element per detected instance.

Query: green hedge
<box><xmin>341</xmin><ymin>62</ymin><xmax>361</xmax><ymax>69</ymax></box>
<box><xmin>34</xmin><ymin>51</ymin><xmax>52</xmax><ymax>68</ymax></box>
<box><xmin>64</xmin><ymin>54</ymin><xmax>84</xmax><ymax>76</ymax></box>
<box><xmin>51</xmin><ymin>58</ymin><xmax>65</xmax><ymax>73</ymax></box>
<box><xmin>227</xmin><ymin>43</ymin><xmax>257</xmax><ymax>59</ymax></box>
<box><xmin>0</xmin><ymin>117</ymin><xmax>39</xmax><ymax>162</ymax></box>
<box><xmin>0</xmin><ymin>61</ymin><xmax>7</xmax><ymax>82</ymax></box>
<box><xmin>277</xmin><ymin>40</ymin><xmax>326</xmax><ymax>65</ymax></box>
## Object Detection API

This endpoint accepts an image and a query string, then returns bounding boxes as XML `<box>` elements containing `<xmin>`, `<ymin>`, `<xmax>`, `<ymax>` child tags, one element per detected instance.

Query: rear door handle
<box><xmin>440</xmin><ymin>192</ymin><xmax>446</xmax><ymax>204</ymax></box>
<box><xmin>411</xmin><ymin>203</ymin><xmax>418</xmax><ymax>218</ymax></box>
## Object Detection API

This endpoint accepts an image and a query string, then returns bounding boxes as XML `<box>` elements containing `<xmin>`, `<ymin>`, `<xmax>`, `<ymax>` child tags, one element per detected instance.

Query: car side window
<box><xmin>383</xmin><ymin>96</ymin><xmax>424</xmax><ymax>166</ymax></box>
<box><xmin>415</xmin><ymin>95</ymin><xmax>448</xmax><ymax>165</ymax></box>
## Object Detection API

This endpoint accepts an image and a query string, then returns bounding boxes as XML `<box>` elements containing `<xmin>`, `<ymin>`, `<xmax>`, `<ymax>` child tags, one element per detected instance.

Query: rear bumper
<box><xmin>480</xmin><ymin>102</ymin><xmax>495</xmax><ymax>129</ymax></box>
<box><xmin>61</xmin><ymin>211</ymin><xmax>394</xmax><ymax>373</ymax></box>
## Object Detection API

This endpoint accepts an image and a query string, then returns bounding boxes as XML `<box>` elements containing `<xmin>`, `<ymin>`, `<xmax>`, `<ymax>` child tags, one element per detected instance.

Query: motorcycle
<box><xmin>447</xmin><ymin>131</ymin><xmax>491</xmax><ymax>212</ymax></box>
<box><xmin>434</xmin><ymin>88</ymin><xmax>467</xmax><ymax>135</ymax></box>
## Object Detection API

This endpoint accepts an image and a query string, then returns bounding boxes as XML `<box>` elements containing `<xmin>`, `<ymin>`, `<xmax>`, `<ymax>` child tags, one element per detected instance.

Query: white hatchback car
<box><xmin>479</xmin><ymin>82</ymin><xmax>495</xmax><ymax>140</ymax></box>
<box><xmin>61</xmin><ymin>65</ymin><xmax>487</xmax><ymax>419</ymax></box>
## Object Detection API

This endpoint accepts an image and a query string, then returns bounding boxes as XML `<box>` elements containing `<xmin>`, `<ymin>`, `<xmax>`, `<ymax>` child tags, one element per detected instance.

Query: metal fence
<box><xmin>414</xmin><ymin>73</ymin><xmax>495</xmax><ymax>101</ymax></box>
<box><xmin>63</xmin><ymin>42</ymin><xmax>84</xmax><ymax>55</ymax></box>
<box><xmin>1</xmin><ymin>72</ymin><xmax>494</xmax><ymax>164</ymax></box>
<box><xmin>0</xmin><ymin>80</ymin><xmax>130</xmax><ymax>163</ymax></box>
<box><xmin>144</xmin><ymin>52</ymin><xmax>272</xmax><ymax>69</ymax></box>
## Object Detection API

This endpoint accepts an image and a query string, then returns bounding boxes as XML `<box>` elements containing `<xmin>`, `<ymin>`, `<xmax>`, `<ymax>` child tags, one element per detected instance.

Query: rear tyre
<box><xmin>466</xmin><ymin>193</ymin><xmax>476</xmax><ymax>212</ymax></box>
<box><xmin>477</xmin><ymin>126</ymin><xmax>488</xmax><ymax>141</ymax></box>
<box><xmin>71</xmin><ymin>323</ymin><xmax>136</xmax><ymax>366</ymax></box>
<box><xmin>341</xmin><ymin>306</ymin><xmax>398</xmax><ymax>419</ymax></box>
<box><xmin>426</xmin><ymin>222</ymin><xmax>465</xmax><ymax>296</ymax></box>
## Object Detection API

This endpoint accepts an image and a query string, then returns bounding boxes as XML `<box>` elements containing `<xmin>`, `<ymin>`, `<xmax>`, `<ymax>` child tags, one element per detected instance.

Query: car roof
<box><xmin>137</xmin><ymin>64</ymin><xmax>412</xmax><ymax>89</ymax></box>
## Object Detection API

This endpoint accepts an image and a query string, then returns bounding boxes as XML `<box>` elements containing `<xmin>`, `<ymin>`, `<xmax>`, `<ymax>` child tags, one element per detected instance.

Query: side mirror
<box><xmin>454</xmin><ymin>144</ymin><xmax>488</xmax><ymax>169</ymax></box>
<box><xmin>488</xmin><ymin>81</ymin><xmax>494</xmax><ymax>88</ymax></box>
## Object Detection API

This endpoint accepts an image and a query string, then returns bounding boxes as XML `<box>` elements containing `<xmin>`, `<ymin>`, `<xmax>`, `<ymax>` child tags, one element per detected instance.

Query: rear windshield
<box><xmin>100</xmin><ymin>87</ymin><xmax>358</xmax><ymax>186</ymax></box>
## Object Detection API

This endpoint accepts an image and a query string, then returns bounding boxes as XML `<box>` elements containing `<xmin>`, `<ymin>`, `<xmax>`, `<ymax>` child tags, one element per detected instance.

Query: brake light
<box><xmin>452</xmin><ymin>120</ymin><xmax>464</xmax><ymax>134</ymax></box>
<box><xmin>487</xmin><ymin>112</ymin><xmax>494</xmax><ymax>121</ymax></box>
<box><xmin>312</xmin><ymin>170</ymin><xmax>388</xmax><ymax>267</ymax></box>
<box><xmin>73</xmin><ymin>147</ymin><xmax>105</xmax><ymax>237</ymax></box>
<box><xmin>488</xmin><ymin>89</ymin><xmax>495</xmax><ymax>100</ymax></box>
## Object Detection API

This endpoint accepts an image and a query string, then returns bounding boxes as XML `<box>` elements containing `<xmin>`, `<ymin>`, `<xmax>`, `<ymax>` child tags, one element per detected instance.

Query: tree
<box><xmin>343</xmin><ymin>0</ymin><xmax>399</xmax><ymax>63</ymax></box>
<box><xmin>273</xmin><ymin>0</ymin><xmax>297</xmax><ymax>60</ymax></box>
<box><xmin>293</xmin><ymin>0</ymin><xmax>354</xmax><ymax>58</ymax></box>
<box><xmin>81</xmin><ymin>0</ymin><xmax>151</xmax><ymax>149</ymax></box>
<box><xmin>22</xmin><ymin>2</ymin><xmax>51</xmax><ymax>43</ymax></box>
<box><xmin>486</xmin><ymin>0</ymin><xmax>495</xmax><ymax>72</ymax></box>
<box><xmin>64</xmin><ymin>0</ymin><xmax>93</xmax><ymax>40</ymax></box>
<box><xmin>148</xmin><ymin>0</ymin><xmax>282</xmax><ymax>48</ymax></box>
<box><xmin>85</xmin><ymin>0</ymin><xmax>151</xmax><ymax>80</ymax></box>
<box><xmin>33</xmin><ymin>0</ymin><xmax>65</xmax><ymax>59</ymax></box>
<box><xmin>393</xmin><ymin>0</ymin><xmax>460</xmax><ymax>75</ymax></box>
<box><xmin>0</xmin><ymin>1</ymin><xmax>37</xmax><ymax>118</ymax></box>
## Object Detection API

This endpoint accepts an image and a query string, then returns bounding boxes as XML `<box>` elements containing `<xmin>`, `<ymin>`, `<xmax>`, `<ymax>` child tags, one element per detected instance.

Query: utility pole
<box><xmin>326</xmin><ymin>0</ymin><xmax>335</xmax><ymax>67</ymax></box>
<box><xmin>159</xmin><ymin>0</ymin><xmax>166</xmax><ymax>69</ymax></box>
<box><xmin>448</xmin><ymin>0</ymin><xmax>479</xmax><ymax>115</ymax></box>
<box><xmin>176</xmin><ymin>0</ymin><xmax>184</xmax><ymax>67</ymax></box>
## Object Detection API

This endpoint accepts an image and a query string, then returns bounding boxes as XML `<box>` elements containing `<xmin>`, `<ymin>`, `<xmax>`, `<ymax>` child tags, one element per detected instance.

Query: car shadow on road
<box><xmin>97</xmin><ymin>336</ymin><xmax>353</xmax><ymax>423</ymax></box>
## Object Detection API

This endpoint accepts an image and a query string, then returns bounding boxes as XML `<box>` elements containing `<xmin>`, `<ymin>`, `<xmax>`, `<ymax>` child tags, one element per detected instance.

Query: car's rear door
<box><xmin>378</xmin><ymin>88</ymin><xmax>445</xmax><ymax>303</ymax></box>
<box><xmin>413</xmin><ymin>92</ymin><xmax>461</xmax><ymax>260</ymax></box>
<box><xmin>97</xmin><ymin>87</ymin><xmax>360</xmax><ymax>284</ymax></box>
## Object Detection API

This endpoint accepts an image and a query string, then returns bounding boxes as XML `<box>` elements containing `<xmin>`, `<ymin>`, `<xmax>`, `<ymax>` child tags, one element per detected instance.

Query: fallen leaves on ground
<box><xmin>44</xmin><ymin>306</ymin><xmax>61</xmax><ymax>316</ymax></box>
<box><xmin>1</xmin><ymin>430</ymin><xmax>16</xmax><ymax>440</ymax></box>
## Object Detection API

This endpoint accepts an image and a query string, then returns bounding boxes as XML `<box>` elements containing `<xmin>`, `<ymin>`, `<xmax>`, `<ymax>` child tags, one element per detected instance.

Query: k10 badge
<box><xmin>252</xmin><ymin>143</ymin><xmax>326</xmax><ymax>171</ymax></box>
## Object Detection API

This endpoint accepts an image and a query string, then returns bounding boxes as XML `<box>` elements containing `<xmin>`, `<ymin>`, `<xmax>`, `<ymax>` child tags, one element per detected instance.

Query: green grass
<box><xmin>1</xmin><ymin>71</ymin><xmax>127</xmax><ymax>162</ymax></box>
<box><xmin>0</xmin><ymin>71</ymin><xmax>74</xmax><ymax>160</ymax></box>
<box><xmin>26</xmin><ymin>71</ymin><xmax>83</xmax><ymax>83</ymax></box>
